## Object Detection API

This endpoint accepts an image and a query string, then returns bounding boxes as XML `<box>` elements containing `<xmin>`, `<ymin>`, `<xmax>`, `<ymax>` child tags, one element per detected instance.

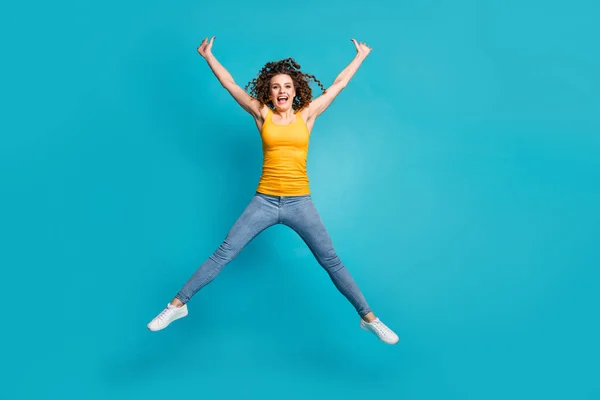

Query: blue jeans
<box><xmin>175</xmin><ymin>192</ymin><xmax>372</xmax><ymax>317</ymax></box>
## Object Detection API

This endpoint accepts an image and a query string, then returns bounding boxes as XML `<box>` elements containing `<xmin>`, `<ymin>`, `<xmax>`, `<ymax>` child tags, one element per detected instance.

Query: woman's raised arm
<box><xmin>198</xmin><ymin>37</ymin><xmax>263</xmax><ymax>119</ymax></box>
<box><xmin>303</xmin><ymin>39</ymin><xmax>372</xmax><ymax>122</ymax></box>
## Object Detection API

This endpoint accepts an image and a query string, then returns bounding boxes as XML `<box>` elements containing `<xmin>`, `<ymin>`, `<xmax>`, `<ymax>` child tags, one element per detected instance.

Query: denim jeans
<box><xmin>175</xmin><ymin>192</ymin><xmax>372</xmax><ymax>317</ymax></box>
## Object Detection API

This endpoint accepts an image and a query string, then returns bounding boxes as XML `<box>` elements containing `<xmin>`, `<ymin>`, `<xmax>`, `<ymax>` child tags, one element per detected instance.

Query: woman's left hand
<box><xmin>351</xmin><ymin>39</ymin><xmax>372</xmax><ymax>58</ymax></box>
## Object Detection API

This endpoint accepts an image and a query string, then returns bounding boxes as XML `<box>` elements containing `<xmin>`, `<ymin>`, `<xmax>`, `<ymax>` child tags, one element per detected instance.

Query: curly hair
<box><xmin>245</xmin><ymin>58</ymin><xmax>327</xmax><ymax>111</ymax></box>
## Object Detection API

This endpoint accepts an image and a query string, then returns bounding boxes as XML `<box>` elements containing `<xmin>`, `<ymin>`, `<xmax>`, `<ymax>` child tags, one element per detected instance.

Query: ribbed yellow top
<box><xmin>256</xmin><ymin>109</ymin><xmax>311</xmax><ymax>196</ymax></box>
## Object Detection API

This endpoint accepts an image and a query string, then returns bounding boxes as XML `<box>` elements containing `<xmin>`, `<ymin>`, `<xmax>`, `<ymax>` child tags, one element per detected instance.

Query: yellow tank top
<box><xmin>256</xmin><ymin>109</ymin><xmax>311</xmax><ymax>196</ymax></box>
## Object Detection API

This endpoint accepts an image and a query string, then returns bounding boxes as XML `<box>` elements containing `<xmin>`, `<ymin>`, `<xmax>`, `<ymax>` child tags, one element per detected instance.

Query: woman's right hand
<box><xmin>197</xmin><ymin>37</ymin><xmax>215</xmax><ymax>59</ymax></box>
<box><xmin>351</xmin><ymin>38</ymin><xmax>372</xmax><ymax>59</ymax></box>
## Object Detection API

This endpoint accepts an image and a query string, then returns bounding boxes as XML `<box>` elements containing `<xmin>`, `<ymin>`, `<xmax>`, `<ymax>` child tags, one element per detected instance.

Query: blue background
<box><xmin>1</xmin><ymin>0</ymin><xmax>599</xmax><ymax>399</ymax></box>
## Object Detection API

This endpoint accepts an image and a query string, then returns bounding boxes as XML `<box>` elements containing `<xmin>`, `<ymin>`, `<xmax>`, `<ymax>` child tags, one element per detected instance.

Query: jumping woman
<box><xmin>147</xmin><ymin>36</ymin><xmax>399</xmax><ymax>345</ymax></box>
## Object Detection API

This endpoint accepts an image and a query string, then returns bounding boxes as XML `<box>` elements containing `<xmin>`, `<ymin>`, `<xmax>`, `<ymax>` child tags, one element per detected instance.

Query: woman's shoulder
<box><xmin>298</xmin><ymin>105</ymin><xmax>312</xmax><ymax>121</ymax></box>
<box><xmin>258</xmin><ymin>104</ymin><xmax>270</xmax><ymax>120</ymax></box>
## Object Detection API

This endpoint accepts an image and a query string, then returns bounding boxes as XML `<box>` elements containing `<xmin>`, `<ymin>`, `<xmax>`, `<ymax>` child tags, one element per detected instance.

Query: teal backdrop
<box><xmin>1</xmin><ymin>0</ymin><xmax>598</xmax><ymax>399</ymax></box>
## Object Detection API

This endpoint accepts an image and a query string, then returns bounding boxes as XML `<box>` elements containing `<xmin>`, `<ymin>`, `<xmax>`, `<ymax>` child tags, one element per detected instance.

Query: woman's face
<box><xmin>269</xmin><ymin>74</ymin><xmax>296</xmax><ymax>111</ymax></box>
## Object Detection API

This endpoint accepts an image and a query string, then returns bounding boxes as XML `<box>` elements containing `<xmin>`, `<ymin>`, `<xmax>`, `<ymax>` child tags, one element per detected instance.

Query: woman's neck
<box><xmin>273</xmin><ymin>108</ymin><xmax>295</xmax><ymax>120</ymax></box>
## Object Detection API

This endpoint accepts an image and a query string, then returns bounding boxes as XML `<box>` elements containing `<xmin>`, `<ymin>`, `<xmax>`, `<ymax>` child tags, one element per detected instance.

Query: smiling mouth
<box><xmin>276</xmin><ymin>96</ymin><xmax>288</xmax><ymax>105</ymax></box>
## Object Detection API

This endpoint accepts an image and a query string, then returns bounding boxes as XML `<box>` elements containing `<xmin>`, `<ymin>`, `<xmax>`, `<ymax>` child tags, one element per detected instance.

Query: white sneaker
<box><xmin>360</xmin><ymin>318</ymin><xmax>399</xmax><ymax>344</ymax></box>
<box><xmin>147</xmin><ymin>304</ymin><xmax>188</xmax><ymax>331</ymax></box>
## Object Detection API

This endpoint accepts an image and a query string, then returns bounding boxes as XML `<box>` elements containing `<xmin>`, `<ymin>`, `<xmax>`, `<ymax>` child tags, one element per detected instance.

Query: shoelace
<box><xmin>156</xmin><ymin>307</ymin><xmax>174</xmax><ymax>321</ymax></box>
<box><xmin>370</xmin><ymin>321</ymin><xmax>390</xmax><ymax>336</ymax></box>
